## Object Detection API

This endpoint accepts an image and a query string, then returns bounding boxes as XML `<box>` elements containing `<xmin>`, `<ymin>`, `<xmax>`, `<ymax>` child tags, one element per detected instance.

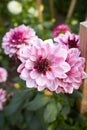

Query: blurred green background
<box><xmin>0</xmin><ymin>0</ymin><xmax>87</xmax><ymax>130</ymax></box>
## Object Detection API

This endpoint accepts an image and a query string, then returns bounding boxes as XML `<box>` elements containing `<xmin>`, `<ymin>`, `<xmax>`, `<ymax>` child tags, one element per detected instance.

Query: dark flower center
<box><xmin>68</xmin><ymin>38</ymin><xmax>79</xmax><ymax>48</ymax></box>
<box><xmin>34</xmin><ymin>57</ymin><xmax>51</xmax><ymax>74</ymax></box>
<box><xmin>11</xmin><ymin>32</ymin><xmax>24</xmax><ymax>45</ymax></box>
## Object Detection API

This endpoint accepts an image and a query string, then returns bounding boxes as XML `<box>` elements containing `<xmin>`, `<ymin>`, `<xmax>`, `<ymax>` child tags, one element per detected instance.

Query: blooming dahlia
<box><xmin>17</xmin><ymin>39</ymin><xmax>70</xmax><ymax>91</ymax></box>
<box><xmin>53</xmin><ymin>24</ymin><xmax>70</xmax><ymax>38</ymax></box>
<box><xmin>54</xmin><ymin>31</ymin><xmax>80</xmax><ymax>49</ymax></box>
<box><xmin>0</xmin><ymin>67</ymin><xmax>8</xmax><ymax>83</ymax></box>
<box><xmin>2</xmin><ymin>24</ymin><xmax>37</xmax><ymax>58</ymax></box>
<box><xmin>0</xmin><ymin>89</ymin><xmax>6</xmax><ymax>110</ymax></box>
<box><xmin>56</xmin><ymin>48</ymin><xmax>87</xmax><ymax>94</ymax></box>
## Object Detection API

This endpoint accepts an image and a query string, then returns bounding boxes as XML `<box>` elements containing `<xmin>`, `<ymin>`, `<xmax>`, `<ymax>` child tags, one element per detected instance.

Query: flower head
<box><xmin>17</xmin><ymin>39</ymin><xmax>70</xmax><ymax>91</ymax></box>
<box><xmin>56</xmin><ymin>48</ymin><xmax>87</xmax><ymax>94</ymax></box>
<box><xmin>53</xmin><ymin>24</ymin><xmax>70</xmax><ymax>38</ymax></box>
<box><xmin>7</xmin><ymin>1</ymin><xmax>22</xmax><ymax>15</ymax></box>
<box><xmin>2</xmin><ymin>25</ymin><xmax>38</xmax><ymax>58</ymax></box>
<box><xmin>0</xmin><ymin>67</ymin><xmax>8</xmax><ymax>83</ymax></box>
<box><xmin>28</xmin><ymin>7</ymin><xmax>38</xmax><ymax>17</ymax></box>
<box><xmin>0</xmin><ymin>89</ymin><xmax>6</xmax><ymax>110</ymax></box>
<box><xmin>54</xmin><ymin>31</ymin><xmax>80</xmax><ymax>49</ymax></box>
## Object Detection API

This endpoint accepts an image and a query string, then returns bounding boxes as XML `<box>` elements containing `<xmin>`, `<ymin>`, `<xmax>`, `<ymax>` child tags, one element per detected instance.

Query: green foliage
<box><xmin>25</xmin><ymin>93</ymin><xmax>50</xmax><ymax>111</ymax></box>
<box><xmin>0</xmin><ymin>0</ymin><xmax>87</xmax><ymax>130</ymax></box>
<box><xmin>44</xmin><ymin>100</ymin><xmax>58</xmax><ymax>123</ymax></box>
<box><xmin>54</xmin><ymin>0</ymin><xmax>71</xmax><ymax>16</ymax></box>
<box><xmin>0</xmin><ymin>88</ymin><xmax>86</xmax><ymax>130</ymax></box>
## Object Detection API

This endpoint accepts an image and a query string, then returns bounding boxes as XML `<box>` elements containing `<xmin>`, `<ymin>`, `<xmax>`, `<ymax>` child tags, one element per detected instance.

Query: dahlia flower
<box><xmin>54</xmin><ymin>31</ymin><xmax>80</xmax><ymax>49</ymax></box>
<box><xmin>28</xmin><ymin>7</ymin><xmax>38</xmax><ymax>17</ymax></box>
<box><xmin>17</xmin><ymin>39</ymin><xmax>70</xmax><ymax>91</ymax></box>
<box><xmin>53</xmin><ymin>24</ymin><xmax>70</xmax><ymax>38</ymax></box>
<box><xmin>56</xmin><ymin>48</ymin><xmax>87</xmax><ymax>94</ymax></box>
<box><xmin>0</xmin><ymin>89</ymin><xmax>6</xmax><ymax>110</ymax></box>
<box><xmin>0</xmin><ymin>67</ymin><xmax>8</xmax><ymax>83</ymax></box>
<box><xmin>2</xmin><ymin>25</ymin><xmax>38</xmax><ymax>58</ymax></box>
<box><xmin>18</xmin><ymin>38</ymin><xmax>43</xmax><ymax>62</ymax></box>
<box><xmin>7</xmin><ymin>1</ymin><xmax>22</xmax><ymax>15</ymax></box>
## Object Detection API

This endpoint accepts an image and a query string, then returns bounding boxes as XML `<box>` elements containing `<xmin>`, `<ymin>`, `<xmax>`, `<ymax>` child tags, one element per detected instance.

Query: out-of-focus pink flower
<box><xmin>53</xmin><ymin>24</ymin><xmax>70</xmax><ymax>38</ymax></box>
<box><xmin>0</xmin><ymin>67</ymin><xmax>8</xmax><ymax>83</ymax></box>
<box><xmin>2</xmin><ymin>24</ymin><xmax>38</xmax><ymax>58</ymax></box>
<box><xmin>0</xmin><ymin>89</ymin><xmax>6</xmax><ymax>110</ymax></box>
<box><xmin>17</xmin><ymin>39</ymin><xmax>70</xmax><ymax>91</ymax></box>
<box><xmin>54</xmin><ymin>31</ymin><xmax>80</xmax><ymax>49</ymax></box>
<box><xmin>56</xmin><ymin>48</ymin><xmax>87</xmax><ymax>94</ymax></box>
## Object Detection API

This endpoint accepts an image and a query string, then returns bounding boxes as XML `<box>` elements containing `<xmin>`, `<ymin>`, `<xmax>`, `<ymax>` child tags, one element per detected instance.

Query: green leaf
<box><xmin>25</xmin><ymin>93</ymin><xmax>50</xmax><ymax>111</ymax></box>
<box><xmin>4</xmin><ymin>89</ymin><xmax>35</xmax><ymax>116</ymax></box>
<box><xmin>72</xmin><ymin>90</ymin><xmax>82</xmax><ymax>98</ymax></box>
<box><xmin>0</xmin><ymin>111</ymin><xmax>5</xmax><ymax>127</ymax></box>
<box><xmin>44</xmin><ymin>101</ymin><xmax>57</xmax><ymax>123</ymax></box>
<box><xmin>61</xmin><ymin>104</ymin><xmax>70</xmax><ymax>117</ymax></box>
<box><xmin>24</xmin><ymin>110</ymin><xmax>45</xmax><ymax>130</ymax></box>
<box><xmin>57</xmin><ymin>103</ymin><xmax>62</xmax><ymax>113</ymax></box>
<box><xmin>6</xmin><ymin>111</ymin><xmax>23</xmax><ymax>126</ymax></box>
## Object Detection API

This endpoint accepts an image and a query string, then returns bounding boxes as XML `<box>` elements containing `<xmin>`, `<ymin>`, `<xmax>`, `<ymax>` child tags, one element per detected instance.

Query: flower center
<box><xmin>68</xmin><ymin>38</ymin><xmax>78</xmax><ymax>48</ymax></box>
<box><xmin>58</xmin><ymin>30</ymin><xmax>65</xmax><ymax>35</ymax></box>
<box><xmin>34</xmin><ymin>57</ymin><xmax>51</xmax><ymax>74</ymax></box>
<box><xmin>11</xmin><ymin>32</ymin><xmax>24</xmax><ymax>45</ymax></box>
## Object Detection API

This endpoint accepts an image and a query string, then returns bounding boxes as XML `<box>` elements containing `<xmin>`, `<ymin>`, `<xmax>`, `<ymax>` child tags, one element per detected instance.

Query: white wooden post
<box><xmin>79</xmin><ymin>21</ymin><xmax>87</xmax><ymax>114</ymax></box>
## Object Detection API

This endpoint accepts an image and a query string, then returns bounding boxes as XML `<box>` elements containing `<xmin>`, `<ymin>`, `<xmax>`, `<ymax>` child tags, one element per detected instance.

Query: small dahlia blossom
<box><xmin>54</xmin><ymin>31</ymin><xmax>80</xmax><ymax>49</ymax></box>
<box><xmin>56</xmin><ymin>48</ymin><xmax>87</xmax><ymax>94</ymax></box>
<box><xmin>0</xmin><ymin>89</ymin><xmax>6</xmax><ymax>110</ymax></box>
<box><xmin>0</xmin><ymin>67</ymin><xmax>8</xmax><ymax>83</ymax></box>
<box><xmin>17</xmin><ymin>39</ymin><xmax>70</xmax><ymax>91</ymax></box>
<box><xmin>7</xmin><ymin>1</ymin><xmax>22</xmax><ymax>15</ymax></box>
<box><xmin>2</xmin><ymin>25</ymin><xmax>37</xmax><ymax>58</ymax></box>
<box><xmin>53</xmin><ymin>24</ymin><xmax>70</xmax><ymax>38</ymax></box>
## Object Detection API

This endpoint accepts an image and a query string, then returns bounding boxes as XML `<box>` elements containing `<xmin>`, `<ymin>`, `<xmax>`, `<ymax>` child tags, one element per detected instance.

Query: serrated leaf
<box><xmin>44</xmin><ymin>102</ymin><xmax>57</xmax><ymax>123</ymax></box>
<box><xmin>25</xmin><ymin>93</ymin><xmax>50</xmax><ymax>111</ymax></box>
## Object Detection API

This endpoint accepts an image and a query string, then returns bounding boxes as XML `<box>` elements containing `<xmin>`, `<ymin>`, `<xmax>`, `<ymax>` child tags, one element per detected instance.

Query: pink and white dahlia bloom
<box><xmin>2</xmin><ymin>24</ymin><xmax>38</xmax><ymax>58</ymax></box>
<box><xmin>0</xmin><ymin>67</ymin><xmax>8</xmax><ymax>83</ymax></box>
<box><xmin>18</xmin><ymin>38</ymin><xmax>43</xmax><ymax>62</ymax></box>
<box><xmin>0</xmin><ymin>89</ymin><xmax>6</xmax><ymax>110</ymax></box>
<box><xmin>17</xmin><ymin>39</ymin><xmax>70</xmax><ymax>91</ymax></box>
<box><xmin>56</xmin><ymin>48</ymin><xmax>87</xmax><ymax>94</ymax></box>
<box><xmin>54</xmin><ymin>31</ymin><xmax>80</xmax><ymax>49</ymax></box>
<box><xmin>53</xmin><ymin>24</ymin><xmax>70</xmax><ymax>38</ymax></box>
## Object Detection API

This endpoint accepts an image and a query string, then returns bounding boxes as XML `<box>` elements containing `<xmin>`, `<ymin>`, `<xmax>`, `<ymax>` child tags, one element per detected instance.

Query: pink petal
<box><xmin>20</xmin><ymin>70</ymin><xmax>29</xmax><ymax>80</ymax></box>
<box><xmin>17</xmin><ymin>63</ymin><xmax>25</xmax><ymax>73</ymax></box>
<box><xmin>52</xmin><ymin>67</ymin><xmax>67</xmax><ymax>78</ymax></box>
<box><xmin>26</xmin><ymin>79</ymin><xmax>35</xmax><ymax>88</ymax></box>
<box><xmin>46</xmin><ymin>71</ymin><xmax>55</xmax><ymax>80</ymax></box>
<box><xmin>37</xmin><ymin>85</ymin><xmax>46</xmax><ymax>91</ymax></box>
<box><xmin>48</xmin><ymin>79</ymin><xmax>58</xmax><ymax>91</ymax></box>
<box><xmin>82</xmin><ymin>72</ymin><xmax>87</xmax><ymax>79</ymax></box>
<box><xmin>25</xmin><ymin>59</ymin><xmax>34</xmax><ymax>69</ymax></box>
<box><xmin>30</xmin><ymin>70</ymin><xmax>40</xmax><ymax>79</ymax></box>
<box><xmin>36</xmin><ymin>76</ymin><xmax>46</xmax><ymax>86</ymax></box>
